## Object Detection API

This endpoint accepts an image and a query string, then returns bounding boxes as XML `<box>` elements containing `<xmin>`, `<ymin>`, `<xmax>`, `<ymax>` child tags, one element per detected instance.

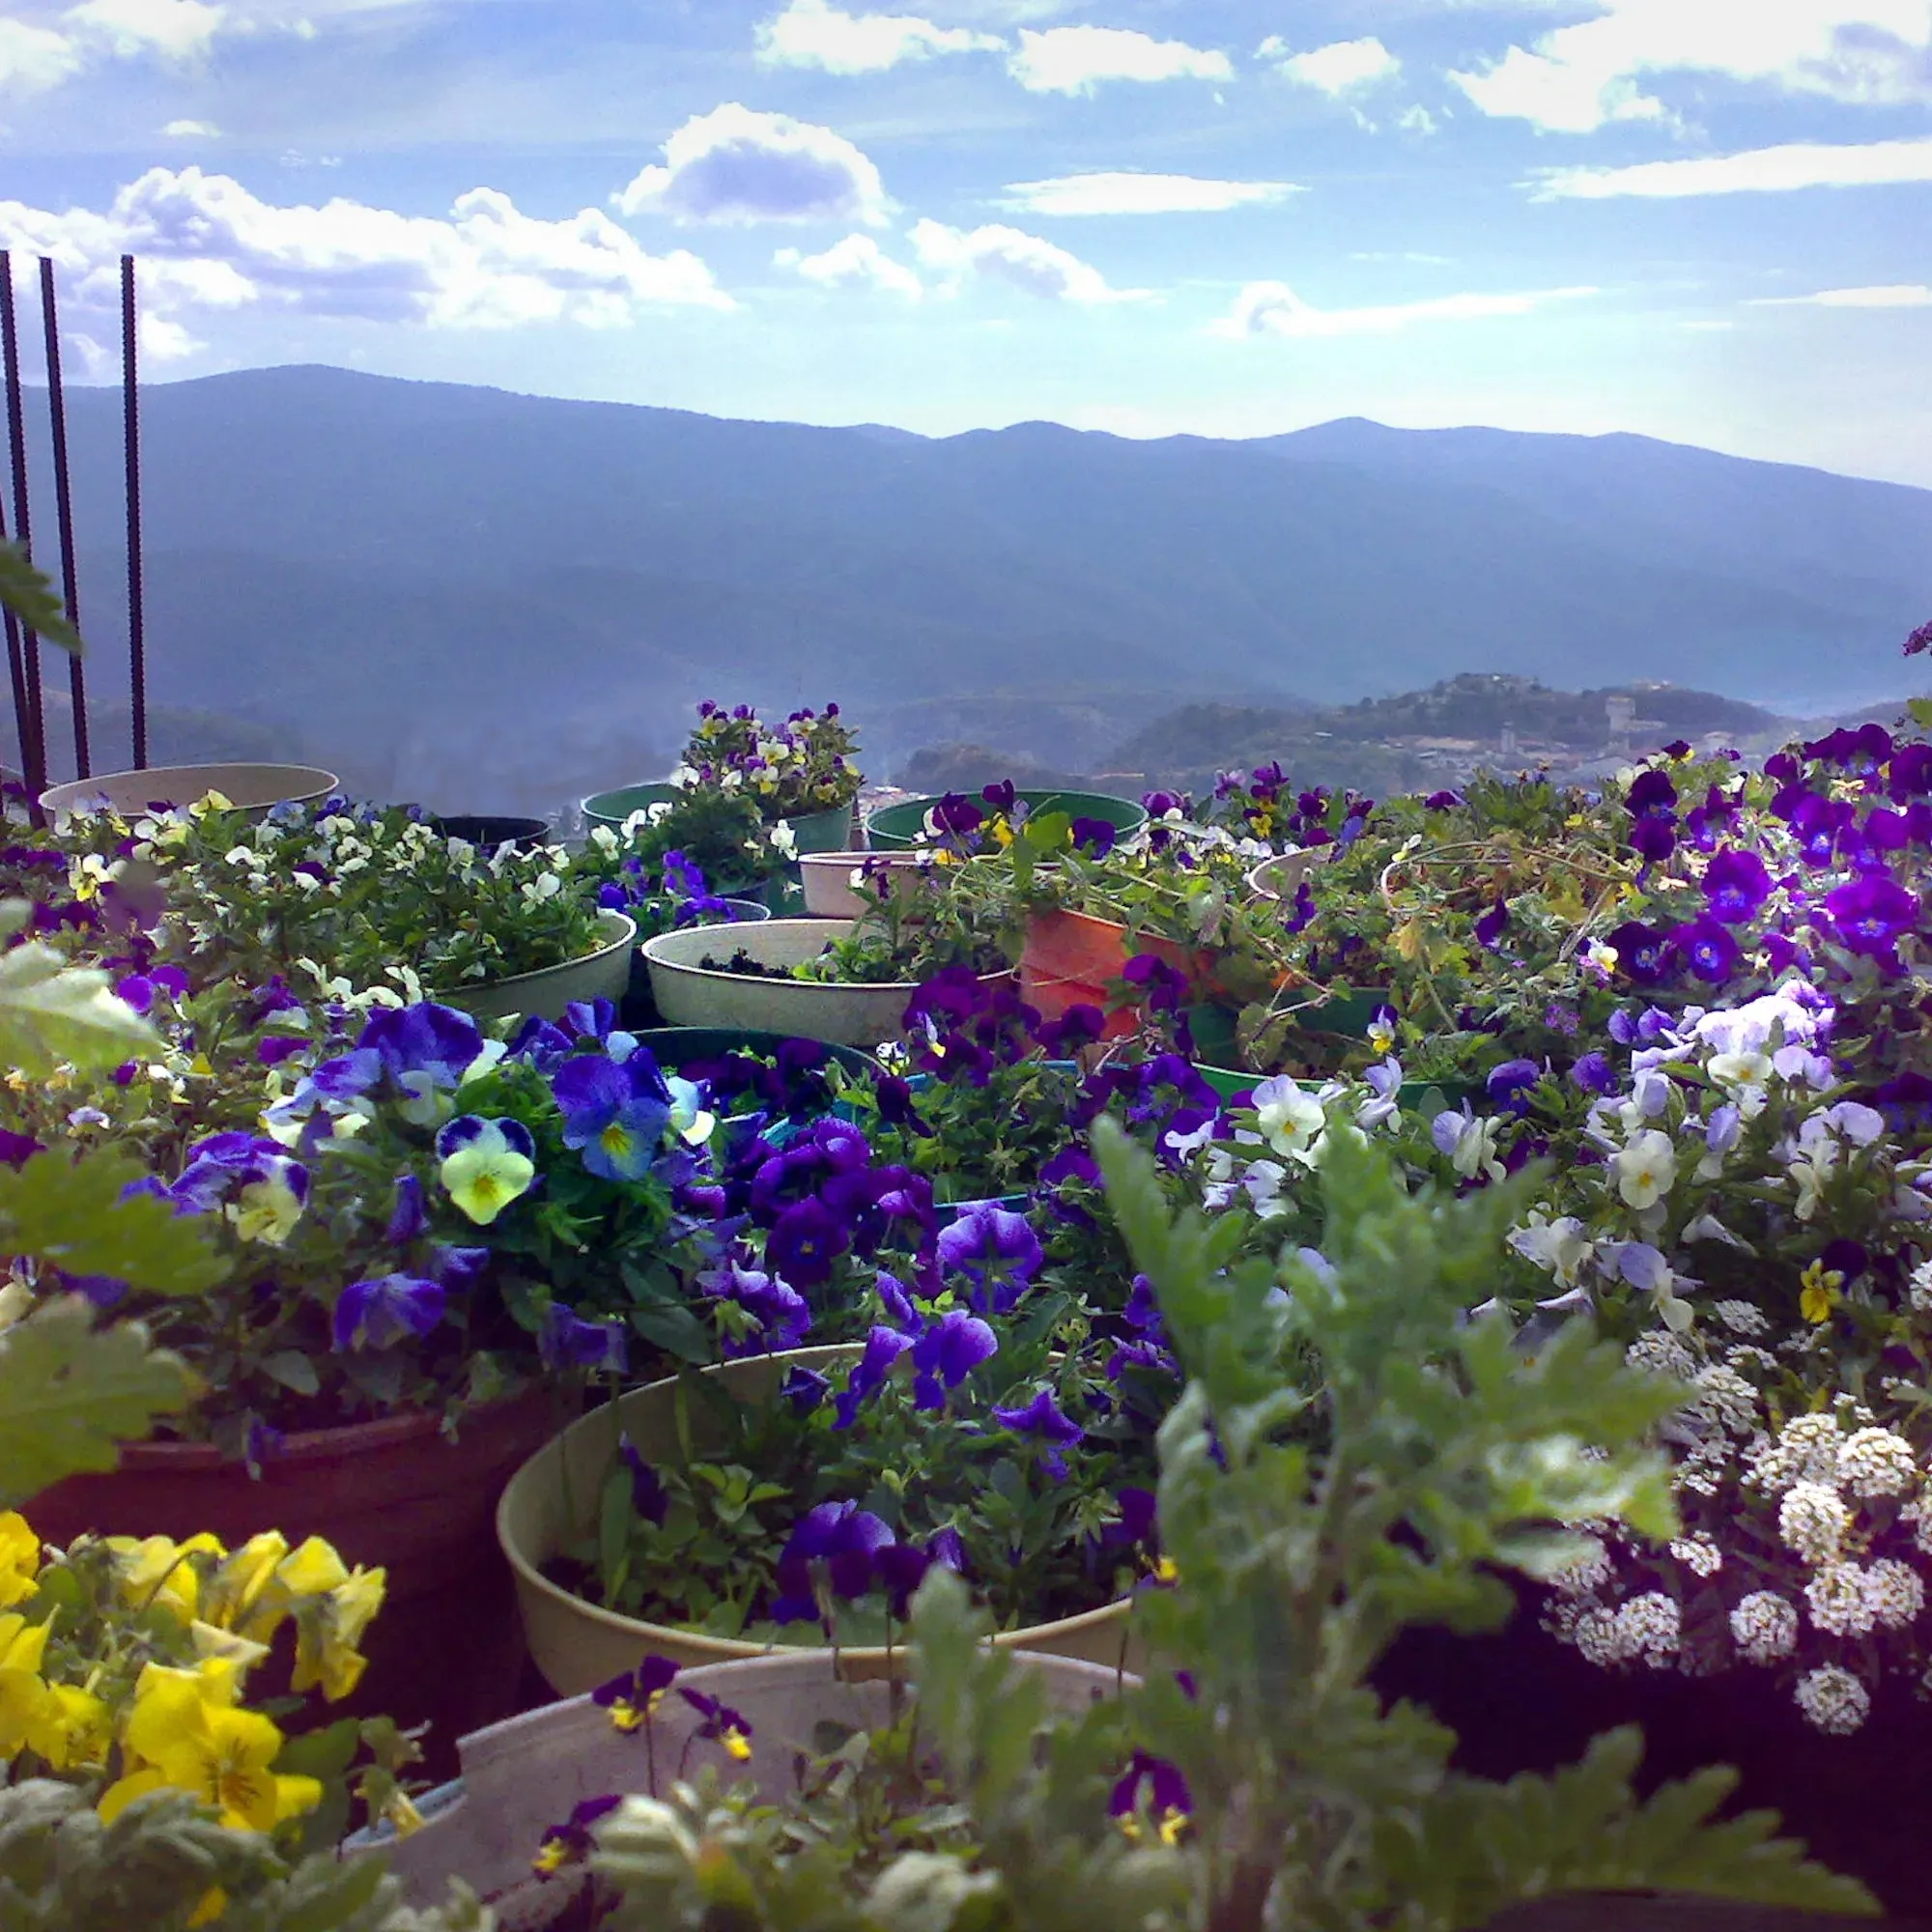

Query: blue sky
<box><xmin>0</xmin><ymin>0</ymin><xmax>1928</xmax><ymax>482</ymax></box>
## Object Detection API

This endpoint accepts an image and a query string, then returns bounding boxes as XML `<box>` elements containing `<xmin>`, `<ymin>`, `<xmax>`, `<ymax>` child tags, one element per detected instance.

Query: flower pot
<box><xmin>40</xmin><ymin>761</ymin><xmax>339</xmax><ymax>821</ymax></box>
<box><xmin>431</xmin><ymin>813</ymin><xmax>552</xmax><ymax>852</ymax></box>
<box><xmin>580</xmin><ymin>781</ymin><xmax>678</xmax><ymax>834</ymax></box>
<box><xmin>1020</xmin><ymin>909</ymin><xmax>1210</xmax><ymax>1037</ymax></box>
<box><xmin>355</xmin><ymin>1648</ymin><xmax>1133</xmax><ymax>1916</ymax></box>
<box><xmin>635</xmin><ymin>1027</ymin><xmax>877</xmax><ymax>1085</ymax></box>
<box><xmin>865</xmin><ymin>789</ymin><xmax>1148</xmax><ymax>854</ymax></box>
<box><xmin>798</xmin><ymin>848</ymin><xmax>930</xmax><ymax>919</ymax></box>
<box><xmin>779</xmin><ymin>801</ymin><xmax>857</xmax><ymax>855</ymax></box>
<box><xmin>24</xmin><ymin>1385</ymin><xmax>569</xmax><ymax>1778</ymax></box>
<box><xmin>497</xmin><ymin>1347</ymin><xmax>1134</xmax><ymax>1696</ymax></box>
<box><xmin>457</xmin><ymin>911</ymin><xmax>638</xmax><ymax>1026</ymax></box>
<box><xmin>639</xmin><ymin>918</ymin><xmax>935</xmax><ymax>1049</ymax></box>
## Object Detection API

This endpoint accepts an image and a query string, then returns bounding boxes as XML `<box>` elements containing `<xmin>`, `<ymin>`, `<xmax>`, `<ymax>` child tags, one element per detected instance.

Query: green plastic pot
<box><xmin>580</xmin><ymin>781</ymin><xmax>679</xmax><ymax>833</ymax></box>
<box><xmin>781</xmin><ymin>802</ymin><xmax>857</xmax><ymax>855</ymax></box>
<box><xmin>865</xmin><ymin>789</ymin><xmax>1148</xmax><ymax>853</ymax></box>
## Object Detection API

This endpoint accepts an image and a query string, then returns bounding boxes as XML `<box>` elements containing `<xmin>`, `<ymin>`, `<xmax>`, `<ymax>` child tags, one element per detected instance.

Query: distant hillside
<box><xmin>4</xmin><ymin>368</ymin><xmax>1926</xmax><ymax>813</ymax></box>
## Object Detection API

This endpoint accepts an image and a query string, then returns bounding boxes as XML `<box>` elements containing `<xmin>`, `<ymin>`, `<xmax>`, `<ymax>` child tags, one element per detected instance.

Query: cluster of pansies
<box><xmin>675</xmin><ymin>700</ymin><xmax>863</xmax><ymax>819</ymax></box>
<box><xmin>0</xmin><ymin>1513</ymin><xmax>412</xmax><ymax>1843</ymax></box>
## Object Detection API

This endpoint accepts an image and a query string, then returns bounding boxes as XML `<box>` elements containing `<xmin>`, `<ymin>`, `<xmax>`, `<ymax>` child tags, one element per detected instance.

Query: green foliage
<box><xmin>0</xmin><ymin>912</ymin><xmax>161</xmax><ymax>1076</ymax></box>
<box><xmin>0</xmin><ymin>1781</ymin><xmax>486</xmax><ymax>1932</ymax></box>
<box><xmin>0</xmin><ymin>1148</ymin><xmax>225</xmax><ymax>1298</ymax></box>
<box><xmin>0</xmin><ymin>540</ymin><xmax>82</xmax><ymax>656</ymax></box>
<box><xmin>0</xmin><ymin>1300</ymin><xmax>192</xmax><ymax>1507</ymax></box>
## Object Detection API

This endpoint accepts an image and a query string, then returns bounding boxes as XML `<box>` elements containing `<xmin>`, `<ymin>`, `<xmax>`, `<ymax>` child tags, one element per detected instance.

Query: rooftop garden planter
<box><xmin>457</xmin><ymin>907</ymin><xmax>638</xmax><ymax>1025</ymax></box>
<box><xmin>497</xmin><ymin>1346</ymin><xmax>1137</xmax><ymax>1695</ymax></box>
<box><xmin>1020</xmin><ymin>907</ymin><xmax>1209</xmax><ymax>1035</ymax></box>
<box><xmin>355</xmin><ymin>1647</ymin><xmax>1131</xmax><ymax>1917</ymax></box>
<box><xmin>798</xmin><ymin>847</ymin><xmax>929</xmax><ymax>918</ymax></box>
<box><xmin>866</xmin><ymin>787</ymin><xmax>1147</xmax><ymax>853</ymax></box>
<box><xmin>40</xmin><ymin>760</ymin><xmax>339</xmax><ymax>820</ymax></box>
<box><xmin>640</xmin><ymin>917</ymin><xmax>980</xmax><ymax>1048</ymax></box>
<box><xmin>580</xmin><ymin>781</ymin><xmax>678</xmax><ymax>834</ymax></box>
<box><xmin>427</xmin><ymin>812</ymin><xmax>551</xmax><ymax>851</ymax></box>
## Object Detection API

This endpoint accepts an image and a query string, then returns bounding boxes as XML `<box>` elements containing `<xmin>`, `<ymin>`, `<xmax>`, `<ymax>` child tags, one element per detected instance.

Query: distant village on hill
<box><xmin>894</xmin><ymin>673</ymin><xmax>1851</xmax><ymax>805</ymax></box>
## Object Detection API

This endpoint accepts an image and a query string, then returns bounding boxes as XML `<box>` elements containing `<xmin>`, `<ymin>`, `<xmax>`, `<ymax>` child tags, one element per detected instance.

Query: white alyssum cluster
<box><xmin>1911</xmin><ymin>1257</ymin><xmax>1932</xmax><ymax>1313</ymax></box>
<box><xmin>1836</xmin><ymin>1426</ymin><xmax>1919</xmax><ymax>1498</ymax></box>
<box><xmin>1794</xmin><ymin>1664</ymin><xmax>1870</xmax><ymax>1735</ymax></box>
<box><xmin>1804</xmin><ymin>1563</ymin><xmax>1877</xmax><ymax>1636</ymax></box>
<box><xmin>1728</xmin><ymin>1590</ymin><xmax>1799</xmax><ymax>1662</ymax></box>
<box><xmin>1687</xmin><ymin>1366</ymin><xmax>1760</xmax><ymax>1438</ymax></box>
<box><xmin>1776</xmin><ymin>1481</ymin><xmax>1850</xmax><ymax>1564</ymax></box>
<box><xmin>1667</xmin><ymin>1534</ymin><xmax>1723</xmax><ymax>1577</ymax></box>
<box><xmin>1613</xmin><ymin>1592</ymin><xmax>1682</xmax><ymax>1664</ymax></box>
<box><xmin>1748</xmin><ymin>1413</ymin><xmax>1852</xmax><ymax>1494</ymax></box>
<box><xmin>1713</xmin><ymin>1300</ymin><xmax>1770</xmax><ymax>1336</ymax></box>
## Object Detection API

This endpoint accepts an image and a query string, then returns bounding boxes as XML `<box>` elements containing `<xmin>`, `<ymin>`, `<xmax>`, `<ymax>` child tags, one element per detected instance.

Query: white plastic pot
<box><xmin>497</xmin><ymin>1347</ymin><xmax>1133</xmax><ymax>1696</ymax></box>
<box><xmin>457</xmin><ymin>911</ymin><xmax>638</xmax><ymax>1025</ymax></box>
<box><xmin>354</xmin><ymin>1648</ymin><xmax>1135</xmax><ymax>1920</ymax></box>
<box><xmin>639</xmin><ymin>918</ymin><xmax>924</xmax><ymax>1048</ymax></box>
<box><xmin>39</xmin><ymin>761</ymin><xmax>339</xmax><ymax>820</ymax></box>
<box><xmin>797</xmin><ymin>849</ymin><xmax>933</xmax><ymax>920</ymax></box>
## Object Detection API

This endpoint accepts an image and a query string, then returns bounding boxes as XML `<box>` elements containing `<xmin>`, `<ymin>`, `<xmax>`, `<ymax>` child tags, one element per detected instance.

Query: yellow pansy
<box><xmin>38</xmin><ymin>1685</ymin><xmax>111</xmax><ymax>1770</ymax></box>
<box><xmin>438</xmin><ymin>1119</ymin><xmax>536</xmax><ymax>1226</ymax></box>
<box><xmin>0</xmin><ymin>1613</ymin><xmax>53</xmax><ymax>1758</ymax></box>
<box><xmin>106</xmin><ymin>1533</ymin><xmax>227</xmax><ymax>1621</ymax></box>
<box><xmin>202</xmin><ymin>1532</ymin><xmax>290</xmax><ymax>1637</ymax></box>
<box><xmin>189</xmin><ymin>1621</ymin><xmax>273</xmax><ymax>1672</ymax></box>
<box><xmin>292</xmin><ymin>1564</ymin><xmax>385</xmax><ymax>1702</ymax></box>
<box><xmin>276</xmin><ymin>1537</ymin><xmax>351</xmax><ymax>1598</ymax></box>
<box><xmin>0</xmin><ymin>1513</ymin><xmax>40</xmax><ymax>1610</ymax></box>
<box><xmin>112</xmin><ymin>1662</ymin><xmax>319</xmax><ymax>1833</ymax></box>
<box><xmin>1800</xmin><ymin>1260</ymin><xmax>1844</xmax><ymax>1325</ymax></box>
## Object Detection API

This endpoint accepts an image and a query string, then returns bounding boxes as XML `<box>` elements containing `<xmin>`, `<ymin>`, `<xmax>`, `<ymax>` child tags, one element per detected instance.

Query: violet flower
<box><xmin>538</xmin><ymin>1305</ymin><xmax>629</xmax><ymax>1376</ymax></box>
<box><xmin>1826</xmin><ymin>870</ymin><xmax>1918</xmax><ymax>961</ymax></box>
<box><xmin>677</xmin><ymin>1688</ymin><xmax>753</xmax><ymax>1760</ymax></box>
<box><xmin>384</xmin><ymin>1174</ymin><xmax>427</xmax><ymax>1245</ymax></box>
<box><xmin>993</xmin><ymin>1384</ymin><xmax>1086</xmax><ymax>1478</ymax></box>
<box><xmin>771</xmin><ymin>1501</ymin><xmax>896</xmax><ymax>1622</ymax></box>
<box><xmin>1671</xmin><ymin>917</ymin><xmax>1741</xmax><ymax>984</ymax></box>
<box><xmin>1109</xmin><ymin>1751</ymin><xmax>1192</xmax><ymax>1842</ymax></box>
<box><xmin>553</xmin><ymin>1052</ymin><xmax>671</xmax><ymax>1183</ymax></box>
<box><xmin>1701</xmin><ymin>847</ymin><xmax>1772</xmax><ymax>923</ymax></box>
<box><xmin>591</xmin><ymin>1655</ymin><xmax>679</xmax><ymax>1732</ymax></box>
<box><xmin>618</xmin><ymin>1433</ymin><xmax>669</xmax><ymax>1524</ymax></box>
<box><xmin>911</xmin><ymin>1309</ymin><xmax>998</xmax><ymax>1411</ymax></box>
<box><xmin>937</xmin><ymin>1203</ymin><xmax>1042</xmax><ymax>1315</ymax></box>
<box><xmin>332</xmin><ymin>1272</ymin><xmax>445</xmax><ymax>1351</ymax></box>
<box><xmin>357</xmin><ymin>1002</ymin><xmax>485</xmax><ymax>1089</ymax></box>
<box><xmin>834</xmin><ymin>1324</ymin><xmax>914</xmax><ymax>1429</ymax></box>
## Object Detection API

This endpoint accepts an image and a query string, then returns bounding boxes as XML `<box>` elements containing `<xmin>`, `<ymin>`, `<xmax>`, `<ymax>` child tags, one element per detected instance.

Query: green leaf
<box><xmin>262</xmin><ymin>1350</ymin><xmax>321</xmax><ymax>1397</ymax></box>
<box><xmin>0</xmin><ymin>1149</ymin><xmax>224</xmax><ymax>1296</ymax></box>
<box><xmin>628</xmin><ymin>1300</ymin><xmax>715</xmax><ymax>1363</ymax></box>
<box><xmin>0</xmin><ymin>1301</ymin><xmax>192</xmax><ymax>1507</ymax></box>
<box><xmin>0</xmin><ymin>940</ymin><xmax>160</xmax><ymax>1075</ymax></box>
<box><xmin>0</xmin><ymin>539</ymin><xmax>81</xmax><ymax>655</ymax></box>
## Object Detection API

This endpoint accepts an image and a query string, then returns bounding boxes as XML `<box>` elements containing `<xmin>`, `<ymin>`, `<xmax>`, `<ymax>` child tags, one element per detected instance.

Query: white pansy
<box><xmin>1254</xmin><ymin>1077</ymin><xmax>1326</xmax><ymax>1161</ymax></box>
<box><xmin>770</xmin><ymin>821</ymin><xmax>798</xmax><ymax>859</ymax></box>
<box><xmin>589</xmin><ymin>824</ymin><xmax>619</xmax><ymax>854</ymax></box>
<box><xmin>669</xmin><ymin>765</ymin><xmax>700</xmax><ymax>789</ymax></box>
<box><xmin>1509</xmin><ymin>1212</ymin><xmax>1595</xmax><ymax>1288</ymax></box>
<box><xmin>1612</xmin><ymin>1129</ymin><xmax>1677</xmax><ymax>1210</ymax></box>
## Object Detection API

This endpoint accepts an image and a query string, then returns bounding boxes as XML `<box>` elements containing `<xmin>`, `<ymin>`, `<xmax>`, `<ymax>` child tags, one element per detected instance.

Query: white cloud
<box><xmin>0</xmin><ymin>167</ymin><xmax>733</xmax><ymax>333</ymax></box>
<box><xmin>1212</xmin><ymin>280</ymin><xmax>1597</xmax><ymax>338</ymax></box>
<box><xmin>66</xmin><ymin>0</ymin><xmax>226</xmax><ymax>60</ymax></box>
<box><xmin>1264</xmin><ymin>36</ymin><xmax>1400</xmax><ymax>94</ymax></box>
<box><xmin>1008</xmin><ymin>24</ymin><xmax>1232</xmax><ymax>94</ymax></box>
<box><xmin>1450</xmin><ymin>0</ymin><xmax>1932</xmax><ymax>134</ymax></box>
<box><xmin>1751</xmin><ymin>281</ymin><xmax>1932</xmax><ymax>304</ymax></box>
<box><xmin>0</xmin><ymin>15</ymin><xmax>84</xmax><ymax>91</ymax></box>
<box><xmin>754</xmin><ymin>0</ymin><xmax>1002</xmax><ymax>73</ymax></box>
<box><xmin>161</xmin><ymin>116</ymin><xmax>219</xmax><ymax>134</ymax></box>
<box><xmin>775</xmin><ymin>232</ymin><xmax>922</xmax><ymax>297</ymax></box>
<box><xmin>613</xmin><ymin>103</ymin><xmax>892</xmax><ymax>227</ymax></box>
<box><xmin>1397</xmin><ymin>103</ymin><xmax>1441</xmax><ymax>134</ymax></box>
<box><xmin>1532</xmin><ymin>133</ymin><xmax>1932</xmax><ymax>196</ymax></box>
<box><xmin>909</xmin><ymin>217</ymin><xmax>1150</xmax><ymax>301</ymax></box>
<box><xmin>999</xmin><ymin>171</ymin><xmax>1299</xmax><ymax>215</ymax></box>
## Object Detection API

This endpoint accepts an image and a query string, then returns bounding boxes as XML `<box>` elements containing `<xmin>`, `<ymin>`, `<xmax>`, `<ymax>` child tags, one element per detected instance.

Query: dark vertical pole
<box><xmin>39</xmin><ymin>258</ymin><xmax>88</xmax><ymax>780</ymax></box>
<box><xmin>0</xmin><ymin>490</ymin><xmax>28</xmax><ymax>789</ymax></box>
<box><xmin>122</xmin><ymin>256</ymin><xmax>147</xmax><ymax>772</ymax></box>
<box><xmin>0</xmin><ymin>251</ymin><xmax>45</xmax><ymax>810</ymax></box>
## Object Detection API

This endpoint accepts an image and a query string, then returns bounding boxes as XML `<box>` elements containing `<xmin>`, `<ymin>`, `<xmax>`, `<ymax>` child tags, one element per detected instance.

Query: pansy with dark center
<box><xmin>771</xmin><ymin>1500</ymin><xmax>896</xmax><ymax>1622</ymax></box>
<box><xmin>936</xmin><ymin>1202</ymin><xmax>1042</xmax><ymax>1314</ymax></box>
<box><xmin>532</xmin><ymin>1794</ymin><xmax>623</xmax><ymax>1878</ymax></box>
<box><xmin>679</xmin><ymin>1688</ymin><xmax>754</xmax><ymax>1760</ymax></box>
<box><xmin>1671</xmin><ymin>917</ymin><xmax>1742</xmax><ymax>985</ymax></box>
<box><xmin>1826</xmin><ymin>870</ymin><xmax>1919</xmax><ymax>963</ymax></box>
<box><xmin>1701</xmin><ymin>847</ymin><xmax>1772</xmax><ymax>923</ymax></box>
<box><xmin>591</xmin><ymin>1655</ymin><xmax>679</xmax><ymax>1733</ymax></box>
<box><xmin>1108</xmin><ymin>1750</ymin><xmax>1192</xmax><ymax>1844</ymax></box>
<box><xmin>1604</xmin><ymin>921</ymin><xmax>1675</xmax><ymax>987</ymax></box>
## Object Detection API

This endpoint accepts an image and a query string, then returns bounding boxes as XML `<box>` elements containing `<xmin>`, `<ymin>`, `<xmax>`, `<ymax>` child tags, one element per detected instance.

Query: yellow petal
<box><xmin>275</xmin><ymin>1537</ymin><xmax>350</xmax><ymax>1598</ymax></box>
<box><xmin>272</xmin><ymin>1774</ymin><xmax>324</xmax><ymax>1823</ymax></box>
<box><xmin>0</xmin><ymin>1614</ymin><xmax>49</xmax><ymax>1673</ymax></box>
<box><xmin>97</xmin><ymin>1766</ymin><xmax>173</xmax><ymax>1826</ymax></box>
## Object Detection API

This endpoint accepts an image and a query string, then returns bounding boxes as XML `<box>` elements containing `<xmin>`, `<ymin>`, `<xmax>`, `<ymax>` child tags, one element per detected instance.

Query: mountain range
<box><xmin>3</xmin><ymin>366</ymin><xmax>1926</xmax><ymax>814</ymax></box>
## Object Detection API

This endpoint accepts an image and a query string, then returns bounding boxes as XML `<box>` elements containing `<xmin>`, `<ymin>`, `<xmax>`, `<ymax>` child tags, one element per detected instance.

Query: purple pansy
<box><xmin>771</xmin><ymin>1500</ymin><xmax>896</xmax><ymax>1621</ymax></box>
<box><xmin>937</xmin><ymin>1203</ymin><xmax>1042</xmax><ymax>1315</ymax></box>
<box><xmin>332</xmin><ymin>1273</ymin><xmax>445</xmax><ymax>1351</ymax></box>
<box><xmin>1671</xmin><ymin>917</ymin><xmax>1741</xmax><ymax>984</ymax></box>
<box><xmin>1826</xmin><ymin>871</ymin><xmax>1918</xmax><ymax>961</ymax></box>
<box><xmin>910</xmin><ymin>1309</ymin><xmax>998</xmax><ymax>1411</ymax></box>
<box><xmin>992</xmin><ymin>1384</ymin><xmax>1086</xmax><ymax>1478</ymax></box>
<box><xmin>591</xmin><ymin>1655</ymin><xmax>679</xmax><ymax>1731</ymax></box>
<box><xmin>1109</xmin><ymin>1751</ymin><xmax>1192</xmax><ymax>1836</ymax></box>
<box><xmin>357</xmin><ymin>1002</ymin><xmax>486</xmax><ymax>1089</ymax></box>
<box><xmin>1702</xmin><ymin>847</ymin><xmax>1773</xmax><ymax>923</ymax></box>
<box><xmin>538</xmin><ymin>1305</ymin><xmax>628</xmax><ymax>1375</ymax></box>
<box><xmin>553</xmin><ymin>1051</ymin><xmax>671</xmax><ymax>1182</ymax></box>
<box><xmin>834</xmin><ymin>1324</ymin><xmax>915</xmax><ymax>1430</ymax></box>
<box><xmin>618</xmin><ymin>1433</ymin><xmax>670</xmax><ymax>1523</ymax></box>
<box><xmin>385</xmin><ymin>1174</ymin><xmax>428</xmax><ymax>1245</ymax></box>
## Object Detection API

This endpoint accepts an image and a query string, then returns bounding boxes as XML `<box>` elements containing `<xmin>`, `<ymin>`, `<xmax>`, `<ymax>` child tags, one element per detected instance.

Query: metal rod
<box><xmin>0</xmin><ymin>251</ymin><xmax>45</xmax><ymax>811</ymax></box>
<box><xmin>122</xmin><ymin>256</ymin><xmax>146</xmax><ymax>771</ymax></box>
<box><xmin>0</xmin><ymin>490</ymin><xmax>29</xmax><ymax>790</ymax></box>
<box><xmin>39</xmin><ymin>257</ymin><xmax>88</xmax><ymax>780</ymax></box>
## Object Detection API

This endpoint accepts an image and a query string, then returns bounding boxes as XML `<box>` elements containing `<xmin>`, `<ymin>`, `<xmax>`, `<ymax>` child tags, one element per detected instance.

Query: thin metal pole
<box><xmin>0</xmin><ymin>251</ymin><xmax>45</xmax><ymax>810</ymax></box>
<box><xmin>0</xmin><ymin>489</ymin><xmax>28</xmax><ymax>789</ymax></box>
<box><xmin>39</xmin><ymin>257</ymin><xmax>88</xmax><ymax>779</ymax></box>
<box><xmin>122</xmin><ymin>256</ymin><xmax>147</xmax><ymax>771</ymax></box>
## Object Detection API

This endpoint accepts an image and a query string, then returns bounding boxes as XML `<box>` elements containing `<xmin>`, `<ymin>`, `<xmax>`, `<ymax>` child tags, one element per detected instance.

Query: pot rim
<box><xmin>460</xmin><ymin>909</ymin><xmax>637</xmax><ymax>995</ymax></box>
<box><xmin>497</xmin><ymin>1346</ymin><xmax>1133</xmax><ymax>1668</ymax></box>
<box><xmin>39</xmin><ymin>762</ymin><xmax>341</xmax><ymax>817</ymax></box>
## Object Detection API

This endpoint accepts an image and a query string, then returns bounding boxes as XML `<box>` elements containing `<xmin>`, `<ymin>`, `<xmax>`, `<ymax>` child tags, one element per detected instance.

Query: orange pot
<box><xmin>1020</xmin><ymin>908</ymin><xmax>1211</xmax><ymax>1037</ymax></box>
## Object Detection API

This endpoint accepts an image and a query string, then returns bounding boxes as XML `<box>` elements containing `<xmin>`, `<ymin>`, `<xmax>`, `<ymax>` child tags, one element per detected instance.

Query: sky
<box><xmin>0</xmin><ymin>0</ymin><xmax>1928</xmax><ymax>483</ymax></box>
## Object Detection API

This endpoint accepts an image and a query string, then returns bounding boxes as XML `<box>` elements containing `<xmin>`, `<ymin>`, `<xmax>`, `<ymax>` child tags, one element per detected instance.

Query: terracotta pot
<box><xmin>1020</xmin><ymin>908</ymin><xmax>1211</xmax><ymax>1037</ymax></box>
<box><xmin>25</xmin><ymin>1384</ymin><xmax>571</xmax><ymax>1777</ymax></box>
<box><xmin>497</xmin><ymin>1347</ymin><xmax>1134</xmax><ymax>1696</ymax></box>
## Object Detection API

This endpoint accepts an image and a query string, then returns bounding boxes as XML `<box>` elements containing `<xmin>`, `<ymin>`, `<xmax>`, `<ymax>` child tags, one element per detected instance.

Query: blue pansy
<box><xmin>333</xmin><ymin>1272</ymin><xmax>445</xmax><ymax>1351</ymax></box>
<box><xmin>553</xmin><ymin>1053</ymin><xmax>671</xmax><ymax>1182</ymax></box>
